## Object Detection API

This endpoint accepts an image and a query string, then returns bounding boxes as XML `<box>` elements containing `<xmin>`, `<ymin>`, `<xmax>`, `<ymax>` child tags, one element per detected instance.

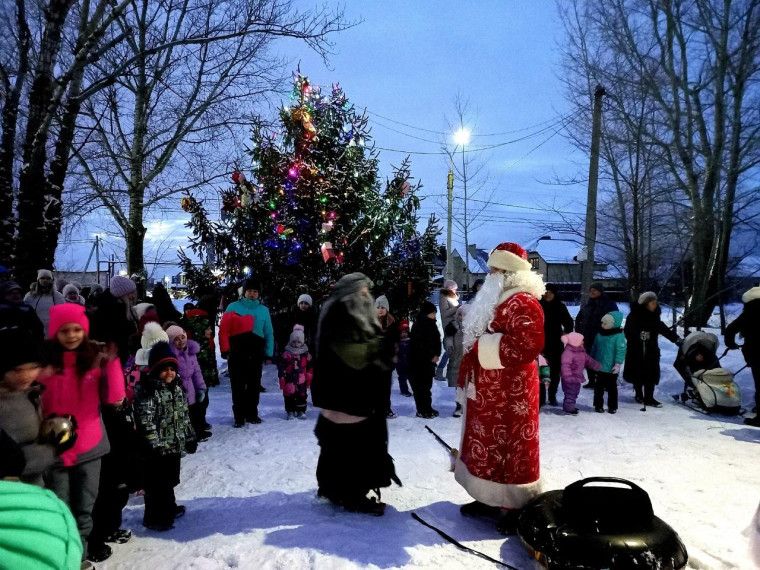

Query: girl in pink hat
<box><xmin>38</xmin><ymin>304</ymin><xmax>126</xmax><ymax>563</ymax></box>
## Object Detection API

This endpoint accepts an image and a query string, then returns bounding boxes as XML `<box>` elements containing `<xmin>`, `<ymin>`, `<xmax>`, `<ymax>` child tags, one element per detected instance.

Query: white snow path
<box><xmin>102</xmin><ymin>305</ymin><xmax>759</xmax><ymax>569</ymax></box>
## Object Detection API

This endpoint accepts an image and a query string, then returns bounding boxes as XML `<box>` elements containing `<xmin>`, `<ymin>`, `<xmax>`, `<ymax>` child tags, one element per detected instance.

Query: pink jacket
<box><xmin>39</xmin><ymin>351</ymin><xmax>126</xmax><ymax>466</ymax></box>
<box><xmin>560</xmin><ymin>343</ymin><xmax>601</xmax><ymax>384</ymax></box>
<box><xmin>171</xmin><ymin>340</ymin><xmax>206</xmax><ymax>405</ymax></box>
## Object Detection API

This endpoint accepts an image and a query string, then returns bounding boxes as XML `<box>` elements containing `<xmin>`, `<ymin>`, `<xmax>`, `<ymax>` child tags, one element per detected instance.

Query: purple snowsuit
<box><xmin>171</xmin><ymin>340</ymin><xmax>206</xmax><ymax>405</ymax></box>
<box><xmin>560</xmin><ymin>338</ymin><xmax>601</xmax><ymax>412</ymax></box>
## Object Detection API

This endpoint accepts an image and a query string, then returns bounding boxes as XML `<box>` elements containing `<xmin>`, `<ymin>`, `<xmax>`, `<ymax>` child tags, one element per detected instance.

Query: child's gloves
<box><xmin>612</xmin><ymin>363</ymin><xmax>621</xmax><ymax>374</ymax></box>
<box><xmin>196</xmin><ymin>389</ymin><xmax>207</xmax><ymax>403</ymax></box>
<box><xmin>185</xmin><ymin>440</ymin><xmax>198</xmax><ymax>454</ymax></box>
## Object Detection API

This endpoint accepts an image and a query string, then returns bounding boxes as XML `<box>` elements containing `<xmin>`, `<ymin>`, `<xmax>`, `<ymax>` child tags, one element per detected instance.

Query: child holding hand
<box><xmin>560</xmin><ymin>332</ymin><xmax>601</xmax><ymax>415</ymax></box>
<box><xmin>279</xmin><ymin>325</ymin><xmax>313</xmax><ymax>420</ymax></box>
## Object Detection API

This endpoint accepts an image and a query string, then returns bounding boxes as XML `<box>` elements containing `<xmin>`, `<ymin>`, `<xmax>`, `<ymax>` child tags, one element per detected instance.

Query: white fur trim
<box><xmin>497</xmin><ymin>271</ymin><xmax>546</xmax><ymax>303</ymax></box>
<box><xmin>478</xmin><ymin>333</ymin><xmax>504</xmax><ymax>370</ymax></box>
<box><xmin>454</xmin><ymin>459</ymin><xmax>543</xmax><ymax>509</ymax></box>
<box><xmin>743</xmin><ymin>287</ymin><xmax>760</xmax><ymax>304</ymax></box>
<box><xmin>456</xmin><ymin>386</ymin><xmax>467</xmax><ymax>406</ymax></box>
<box><xmin>487</xmin><ymin>249</ymin><xmax>532</xmax><ymax>272</ymax></box>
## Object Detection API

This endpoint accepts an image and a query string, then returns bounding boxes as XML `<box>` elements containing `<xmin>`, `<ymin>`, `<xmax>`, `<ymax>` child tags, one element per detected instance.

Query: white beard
<box><xmin>462</xmin><ymin>272</ymin><xmax>505</xmax><ymax>352</ymax></box>
<box><xmin>462</xmin><ymin>270</ymin><xmax>546</xmax><ymax>352</ymax></box>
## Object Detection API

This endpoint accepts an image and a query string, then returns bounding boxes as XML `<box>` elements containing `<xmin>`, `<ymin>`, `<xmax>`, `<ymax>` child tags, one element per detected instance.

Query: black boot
<box><xmin>459</xmin><ymin>501</ymin><xmax>501</xmax><ymax>519</ymax></box>
<box><xmin>496</xmin><ymin>509</ymin><xmax>521</xmax><ymax>535</ymax></box>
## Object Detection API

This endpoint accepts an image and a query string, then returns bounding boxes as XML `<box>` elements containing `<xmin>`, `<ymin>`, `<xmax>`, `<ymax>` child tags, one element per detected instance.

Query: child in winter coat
<box><xmin>133</xmin><ymin>342</ymin><xmax>197</xmax><ymax>532</ymax></box>
<box><xmin>166</xmin><ymin>326</ymin><xmax>209</xmax><ymax>442</ymax></box>
<box><xmin>396</xmin><ymin>320</ymin><xmax>412</xmax><ymax>397</ymax></box>
<box><xmin>590</xmin><ymin>311</ymin><xmax>627</xmax><ymax>414</ymax></box>
<box><xmin>183</xmin><ymin>298</ymin><xmax>220</xmax><ymax>387</ymax></box>
<box><xmin>279</xmin><ymin>325</ymin><xmax>313</xmax><ymax>420</ymax></box>
<box><xmin>410</xmin><ymin>301</ymin><xmax>442</xmax><ymax>419</ymax></box>
<box><xmin>37</xmin><ymin>304</ymin><xmax>126</xmax><ymax>562</ymax></box>
<box><xmin>0</xmin><ymin>340</ymin><xmax>56</xmax><ymax>486</ymax></box>
<box><xmin>560</xmin><ymin>332</ymin><xmax>601</xmax><ymax>415</ymax></box>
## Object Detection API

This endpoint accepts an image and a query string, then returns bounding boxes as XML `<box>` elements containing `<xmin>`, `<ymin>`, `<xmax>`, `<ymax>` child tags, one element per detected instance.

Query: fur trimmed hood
<box><xmin>743</xmin><ymin>287</ymin><xmax>760</xmax><ymax>304</ymax></box>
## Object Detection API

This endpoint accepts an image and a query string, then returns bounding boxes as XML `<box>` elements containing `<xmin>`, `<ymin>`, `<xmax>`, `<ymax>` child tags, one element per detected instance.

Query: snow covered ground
<box><xmin>103</xmin><ymin>303</ymin><xmax>759</xmax><ymax>569</ymax></box>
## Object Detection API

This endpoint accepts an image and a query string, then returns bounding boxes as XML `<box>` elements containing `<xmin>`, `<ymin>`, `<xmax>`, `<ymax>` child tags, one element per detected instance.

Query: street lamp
<box><xmin>453</xmin><ymin>127</ymin><xmax>471</xmax><ymax>292</ymax></box>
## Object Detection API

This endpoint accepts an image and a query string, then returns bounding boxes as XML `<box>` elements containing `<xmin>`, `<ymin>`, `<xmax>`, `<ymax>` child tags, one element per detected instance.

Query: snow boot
<box><xmin>645</xmin><ymin>398</ymin><xmax>663</xmax><ymax>408</ymax></box>
<box><xmin>174</xmin><ymin>505</ymin><xmax>186</xmax><ymax>519</ymax></box>
<box><xmin>87</xmin><ymin>542</ymin><xmax>112</xmax><ymax>563</ymax></box>
<box><xmin>744</xmin><ymin>416</ymin><xmax>760</xmax><ymax>427</ymax></box>
<box><xmin>246</xmin><ymin>416</ymin><xmax>262</xmax><ymax>424</ymax></box>
<box><xmin>286</xmin><ymin>412</ymin><xmax>294</xmax><ymax>420</ymax></box>
<box><xmin>296</xmin><ymin>411</ymin><xmax>307</xmax><ymax>420</ymax></box>
<box><xmin>103</xmin><ymin>528</ymin><xmax>132</xmax><ymax>544</ymax></box>
<box><xmin>460</xmin><ymin>501</ymin><xmax>501</xmax><ymax>519</ymax></box>
<box><xmin>233</xmin><ymin>420</ymin><xmax>245</xmax><ymax>428</ymax></box>
<box><xmin>453</xmin><ymin>403</ymin><xmax>462</xmax><ymax>418</ymax></box>
<box><xmin>386</xmin><ymin>410</ymin><xmax>398</xmax><ymax>419</ymax></box>
<box><xmin>595</xmin><ymin>407</ymin><xmax>604</xmax><ymax>413</ymax></box>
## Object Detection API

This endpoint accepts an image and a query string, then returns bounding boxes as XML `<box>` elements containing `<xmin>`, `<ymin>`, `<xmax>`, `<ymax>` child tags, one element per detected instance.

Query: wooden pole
<box><xmin>581</xmin><ymin>85</ymin><xmax>605</xmax><ymax>304</ymax></box>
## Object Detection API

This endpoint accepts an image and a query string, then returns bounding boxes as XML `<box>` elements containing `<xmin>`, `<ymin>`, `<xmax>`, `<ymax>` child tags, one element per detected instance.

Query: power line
<box><xmin>365</xmin><ymin>109</ymin><xmax>574</xmax><ymax>138</ymax></box>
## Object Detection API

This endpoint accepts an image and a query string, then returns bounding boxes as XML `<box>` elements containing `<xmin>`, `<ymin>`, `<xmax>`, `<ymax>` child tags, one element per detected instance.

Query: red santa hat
<box><xmin>487</xmin><ymin>242</ymin><xmax>532</xmax><ymax>273</ymax></box>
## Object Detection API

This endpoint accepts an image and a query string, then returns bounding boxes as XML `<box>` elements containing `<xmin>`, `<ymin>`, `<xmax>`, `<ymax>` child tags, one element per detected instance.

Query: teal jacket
<box><xmin>590</xmin><ymin>311</ymin><xmax>627</xmax><ymax>373</ymax></box>
<box><xmin>225</xmin><ymin>298</ymin><xmax>275</xmax><ymax>357</ymax></box>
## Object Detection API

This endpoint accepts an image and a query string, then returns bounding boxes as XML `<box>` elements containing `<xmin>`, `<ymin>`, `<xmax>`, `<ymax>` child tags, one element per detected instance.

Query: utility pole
<box><xmin>580</xmin><ymin>85</ymin><xmax>605</xmax><ymax>304</ymax></box>
<box><xmin>462</xmin><ymin>146</ymin><xmax>470</xmax><ymax>293</ymax></box>
<box><xmin>445</xmin><ymin>169</ymin><xmax>454</xmax><ymax>280</ymax></box>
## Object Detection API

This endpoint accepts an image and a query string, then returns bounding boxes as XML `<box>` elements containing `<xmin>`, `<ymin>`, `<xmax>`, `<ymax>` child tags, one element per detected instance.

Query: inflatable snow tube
<box><xmin>516</xmin><ymin>477</ymin><xmax>688</xmax><ymax>569</ymax></box>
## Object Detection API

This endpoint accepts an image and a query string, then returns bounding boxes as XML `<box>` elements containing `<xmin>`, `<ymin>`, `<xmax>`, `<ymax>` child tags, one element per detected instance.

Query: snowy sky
<box><xmin>56</xmin><ymin>1</ymin><xmax>587</xmax><ymax>274</ymax></box>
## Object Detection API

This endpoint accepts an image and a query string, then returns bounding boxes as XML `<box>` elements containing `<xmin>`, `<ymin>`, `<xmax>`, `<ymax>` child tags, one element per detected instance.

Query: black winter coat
<box><xmin>623</xmin><ymin>304</ymin><xmax>679</xmax><ymax>385</ymax></box>
<box><xmin>575</xmin><ymin>293</ymin><xmax>619</xmax><ymax>351</ymax></box>
<box><xmin>725</xmin><ymin>298</ymin><xmax>760</xmax><ymax>367</ymax></box>
<box><xmin>311</xmin><ymin>301</ymin><xmax>390</xmax><ymax>417</ymax></box>
<box><xmin>539</xmin><ymin>298</ymin><xmax>574</xmax><ymax>357</ymax></box>
<box><xmin>409</xmin><ymin>314</ymin><xmax>442</xmax><ymax>377</ymax></box>
<box><xmin>275</xmin><ymin>304</ymin><xmax>318</xmax><ymax>352</ymax></box>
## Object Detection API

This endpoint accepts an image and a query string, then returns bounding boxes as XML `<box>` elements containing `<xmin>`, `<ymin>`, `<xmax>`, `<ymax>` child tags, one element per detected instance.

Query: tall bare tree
<box><xmin>557</xmin><ymin>0</ymin><xmax>760</xmax><ymax>324</ymax></box>
<box><xmin>67</xmin><ymin>0</ymin><xmax>349</xmax><ymax>279</ymax></box>
<box><xmin>1</xmin><ymin>0</ymin><xmax>348</xmax><ymax>286</ymax></box>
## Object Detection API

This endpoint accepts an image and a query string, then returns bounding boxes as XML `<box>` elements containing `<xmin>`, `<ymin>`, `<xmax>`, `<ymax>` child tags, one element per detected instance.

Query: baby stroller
<box><xmin>673</xmin><ymin>331</ymin><xmax>742</xmax><ymax>415</ymax></box>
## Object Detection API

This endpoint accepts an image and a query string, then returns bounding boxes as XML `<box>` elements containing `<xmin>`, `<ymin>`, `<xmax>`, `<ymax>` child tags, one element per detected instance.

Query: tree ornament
<box><xmin>232</xmin><ymin>171</ymin><xmax>246</xmax><ymax>184</ymax></box>
<box><xmin>321</xmin><ymin>221</ymin><xmax>334</xmax><ymax>232</ymax></box>
<box><xmin>181</xmin><ymin>196</ymin><xmax>196</xmax><ymax>212</ymax></box>
<box><xmin>321</xmin><ymin>242</ymin><xmax>337</xmax><ymax>263</ymax></box>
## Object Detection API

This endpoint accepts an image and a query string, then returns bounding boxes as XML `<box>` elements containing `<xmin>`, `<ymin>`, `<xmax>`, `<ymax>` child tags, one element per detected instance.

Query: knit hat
<box><xmin>133</xmin><ymin>303</ymin><xmax>156</xmax><ymax>321</ymax></box>
<box><xmin>638</xmin><ymin>291</ymin><xmax>657</xmax><ymax>305</ymax></box>
<box><xmin>561</xmin><ymin>332</ymin><xmax>584</xmax><ymax>348</ymax></box>
<box><xmin>36</xmin><ymin>269</ymin><xmax>53</xmax><ymax>281</ymax></box>
<box><xmin>165</xmin><ymin>325</ymin><xmax>186</xmax><ymax>344</ymax></box>
<box><xmin>48</xmin><ymin>304</ymin><xmax>89</xmax><ymax>338</ymax></box>
<box><xmin>443</xmin><ymin>279</ymin><xmax>458</xmax><ymax>292</ymax></box>
<box><xmin>62</xmin><ymin>284</ymin><xmax>80</xmax><ymax>299</ymax></box>
<box><xmin>297</xmin><ymin>294</ymin><xmax>313</xmax><ymax>307</ymax></box>
<box><xmin>0</xmin><ymin>337</ymin><xmax>40</xmax><ymax>375</ymax></box>
<box><xmin>90</xmin><ymin>283</ymin><xmax>104</xmax><ymax>295</ymax></box>
<box><xmin>487</xmin><ymin>242</ymin><xmax>532</xmax><ymax>272</ymax></box>
<box><xmin>148</xmin><ymin>341</ymin><xmax>178</xmax><ymax>373</ymax></box>
<box><xmin>243</xmin><ymin>277</ymin><xmax>262</xmax><ymax>293</ymax></box>
<box><xmin>0</xmin><ymin>480</ymin><xmax>83</xmax><ymax>568</ymax></box>
<box><xmin>601</xmin><ymin>314</ymin><xmax>615</xmax><ymax>330</ymax></box>
<box><xmin>141</xmin><ymin>322</ymin><xmax>169</xmax><ymax>350</ymax></box>
<box><xmin>0</xmin><ymin>281</ymin><xmax>23</xmax><ymax>297</ymax></box>
<box><xmin>109</xmin><ymin>276</ymin><xmax>136</xmax><ymax>298</ymax></box>
<box><xmin>54</xmin><ymin>278</ymin><xmax>68</xmax><ymax>293</ymax></box>
<box><xmin>545</xmin><ymin>283</ymin><xmax>559</xmax><ymax>294</ymax></box>
<box><xmin>590</xmin><ymin>282</ymin><xmax>605</xmax><ymax>293</ymax></box>
<box><xmin>742</xmin><ymin>286</ymin><xmax>760</xmax><ymax>304</ymax></box>
<box><xmin>375</xmin><ymin>295</ymin><xmax>390</xmax><ymax>311</ymax></box>
<box><xmin>289</xmin><ymin>324</ymin><xmax>305</xmax><ymax>345</ymax></box>
<box><xmin>420</xmin><ymin>300</ymin><xmax>437</xmax><ymax>316</ymax></box>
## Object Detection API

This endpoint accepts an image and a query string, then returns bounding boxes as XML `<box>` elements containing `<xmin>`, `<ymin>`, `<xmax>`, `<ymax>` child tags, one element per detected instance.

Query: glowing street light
<box><xmin>454</xmin><ymin>127</ymin><xmax>470</xmax><ymax>146</ymax></box>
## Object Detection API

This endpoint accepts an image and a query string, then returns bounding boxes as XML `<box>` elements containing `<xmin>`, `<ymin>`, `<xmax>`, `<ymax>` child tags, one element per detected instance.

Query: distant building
<box><xmin>448</xmin><ymin>245</ymin><xmax>490</xmax><ymax>290</ymax></box>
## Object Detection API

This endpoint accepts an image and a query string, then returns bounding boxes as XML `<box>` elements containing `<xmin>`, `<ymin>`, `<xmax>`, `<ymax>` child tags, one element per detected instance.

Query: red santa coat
<box><xmin>455</xmin><ymin>290</ymin><xmax>545</xmax><ymax>508</ymax></box>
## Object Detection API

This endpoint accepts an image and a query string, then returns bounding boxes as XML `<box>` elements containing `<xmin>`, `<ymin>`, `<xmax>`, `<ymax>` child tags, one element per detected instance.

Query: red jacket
<box><xmin>218</xmin><ymin>311</ymin><xmax>254</xmax><ymax>353</ymax></box>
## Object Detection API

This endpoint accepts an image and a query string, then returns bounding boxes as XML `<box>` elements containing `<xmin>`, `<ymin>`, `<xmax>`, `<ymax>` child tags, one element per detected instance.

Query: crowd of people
<box><xmin>1</xmin><ymin>250</ymin><xmax>758</xmax><ymax>568</ymax></box>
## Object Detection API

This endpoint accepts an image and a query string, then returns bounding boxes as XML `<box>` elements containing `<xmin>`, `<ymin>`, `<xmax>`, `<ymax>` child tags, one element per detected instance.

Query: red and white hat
<box><xmin>487</xmin><ymin>242</ymin><xmax>532</xmax><ymax>273</ymax></box>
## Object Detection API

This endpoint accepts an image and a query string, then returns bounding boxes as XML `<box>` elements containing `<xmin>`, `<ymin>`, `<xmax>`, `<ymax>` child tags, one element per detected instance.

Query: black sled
<box><xmin>517</xmin><ymin>477</ymin><xmax>688</xmax><ymax>569</ymax></box>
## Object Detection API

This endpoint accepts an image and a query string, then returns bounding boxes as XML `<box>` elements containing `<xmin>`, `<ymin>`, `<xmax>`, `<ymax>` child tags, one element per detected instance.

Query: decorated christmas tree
<box><xmin>180</xmin><ymin>72</ymin><xmax>439</xmax><ymax>318</ymax></box>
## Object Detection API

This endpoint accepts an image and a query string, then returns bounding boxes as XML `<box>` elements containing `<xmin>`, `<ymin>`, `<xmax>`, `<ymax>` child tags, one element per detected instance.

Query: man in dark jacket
<box><xmin>275</xmin><ymin>293</ymin><xmax>318</xmax><ymax>356</ymax></box>
<box><xmin>311</xmin><ymin>273</ymin><xmax>400</xmax><ymax>516</ymax></box>
<box><xmin>574</xmin><ymin>282</ymin><xmax>618</xmax><ymax>389</ymax></box>
<box><xmin>725</xmin><ymin>286</ymin><xmax>760</xmax><ymax>426</ymax></box>
<box><xmin>539</xmin><ymin>284</ymin><xmax>574</xmax><ymax>406</ymax></box>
